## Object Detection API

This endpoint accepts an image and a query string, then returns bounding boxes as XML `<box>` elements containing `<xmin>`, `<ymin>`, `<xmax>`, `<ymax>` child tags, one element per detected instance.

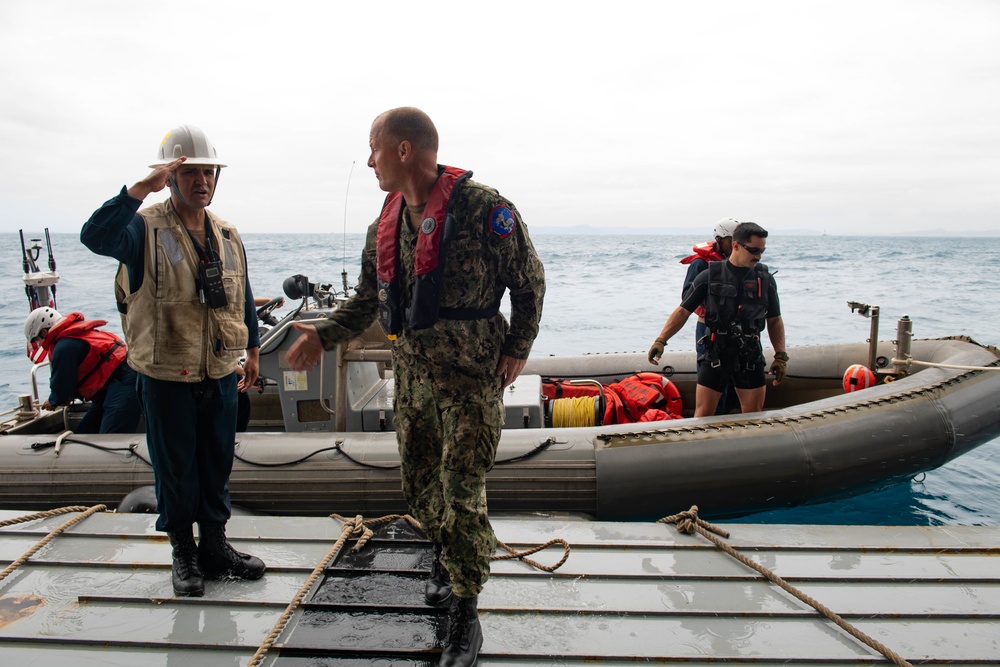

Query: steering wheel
<box><xmin>256</xmin><ymin>297</ymin><xmax>284</xmax><ymax>326</ymax></box>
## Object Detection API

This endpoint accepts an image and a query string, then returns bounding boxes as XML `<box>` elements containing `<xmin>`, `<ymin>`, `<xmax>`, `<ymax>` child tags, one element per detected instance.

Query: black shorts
<box><xmin>697</xmin><ymin>358</ymin><xmax>766</xmax><ymax>392</ymax></box>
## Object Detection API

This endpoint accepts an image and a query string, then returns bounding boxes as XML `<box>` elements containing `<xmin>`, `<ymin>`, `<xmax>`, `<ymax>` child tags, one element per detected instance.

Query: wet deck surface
<box><xmin>1</xmin><ymin>509</ymin><xmax>998</xmax><ymax>665</ymax></box>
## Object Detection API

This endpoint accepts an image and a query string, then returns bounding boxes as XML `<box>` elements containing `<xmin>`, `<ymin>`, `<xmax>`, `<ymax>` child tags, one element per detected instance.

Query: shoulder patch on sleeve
<box><xmin>489</xmin><ymin>206</ymin><xmax>516</xmax><ymax>238</ymax></box>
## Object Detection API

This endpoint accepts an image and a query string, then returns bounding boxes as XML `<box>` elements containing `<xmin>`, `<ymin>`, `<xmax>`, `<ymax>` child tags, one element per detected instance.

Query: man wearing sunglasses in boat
<box><xmin>648</xmin><ymin>221</ymin><xmax>786</xmax><ymax>417</ymax></box>
<box><xmin>286</xmin><ymin>107</ymin><xmax>546</xmax><ymax>667</ymax></box>
<box><xmin>80</xmin><ymin>125</ymin><xmax>266</xmax><ymax>599</ymax></box>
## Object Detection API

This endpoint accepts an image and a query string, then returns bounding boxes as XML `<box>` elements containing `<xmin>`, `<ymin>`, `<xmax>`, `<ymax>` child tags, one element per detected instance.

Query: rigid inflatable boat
<box><xmin>2</xmin><ymin>291</ymin><xmax>1000</xmax><ymax>521</ymax></box>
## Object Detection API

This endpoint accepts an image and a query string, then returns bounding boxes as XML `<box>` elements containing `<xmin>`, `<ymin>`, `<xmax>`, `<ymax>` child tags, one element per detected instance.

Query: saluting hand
<box><xmin>126</xmin><ymin>157</ymin><xmax>186</xmax><ymax>200</ymax></box>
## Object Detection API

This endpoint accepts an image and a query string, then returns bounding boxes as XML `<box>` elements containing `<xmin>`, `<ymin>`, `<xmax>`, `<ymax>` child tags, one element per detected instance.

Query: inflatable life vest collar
<box><xmin>679</xmin><ymin>241</ymin><xmax>725</xmax><ymax>266</ymax></box>
<box><xmin>375</xmin><ymin>165</ymin><xmax>473</xmax><ymax>336</ymax></box>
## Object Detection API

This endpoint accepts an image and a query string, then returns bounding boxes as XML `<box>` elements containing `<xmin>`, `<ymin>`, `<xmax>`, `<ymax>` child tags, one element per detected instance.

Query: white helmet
<box><xmin>24</xmin><ymin>307</ymin><xmax>62</xmax><ymax>342</ymax></box>
<box><xmin>149</xmin><ymin>125</ymin><xmax>227</xmax><ymax>168</ymax></box>
<box><xmin>713</xmin><ymin>217</ymin><xmax>739</xmax><ymax>238</ymax></box>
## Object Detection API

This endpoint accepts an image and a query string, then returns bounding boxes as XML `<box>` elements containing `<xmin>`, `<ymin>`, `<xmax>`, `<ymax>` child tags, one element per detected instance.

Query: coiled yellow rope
<box><xmin>551</xmin><ymin>396</ymin><xmax>598</xmax><ymax>428</ymax></box>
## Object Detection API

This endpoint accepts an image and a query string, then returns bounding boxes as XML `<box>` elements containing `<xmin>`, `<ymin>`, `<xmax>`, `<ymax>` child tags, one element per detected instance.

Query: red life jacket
<box><xmin>376</xmin><ymin>165</ymin><xmax>473</xmax><ymax>337</ymax></box>
<box><xmin>679</xmin><ymin>241</ymin><xmax>725</xmax><ymax>318</ymax></box>
<box><xmin>605</xmin><ymin>372</ymin><xmax>683</xmax><ymax>423</ymax></box>
<box><xmin>679</xmin><ymin>241</ymin><xmax>724</xmax><ymax>266</ymax></box>
<box><xmin>39</xmin><ymin>312</ymin><xmax>127</xmax><ymax>399</ymax></box>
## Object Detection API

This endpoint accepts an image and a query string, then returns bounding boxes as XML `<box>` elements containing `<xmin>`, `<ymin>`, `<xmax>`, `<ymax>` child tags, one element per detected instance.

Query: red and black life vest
<box><xmin>679</xmin><ymin>241</ymin><xmax>724</xmax><ymax>266</ymax></box>
<box><xmin>680</xmin><ymin>241</ymin><xmax>725</xmax><ymax>318</ymax></box>
<box><xmin>704</xmin><ymin>261</ymin><xmax>772</xmax><ymax>336</ymax></box>
<box><xmin>376</xmin><ymin>165</ymin><xmax>473</xmax><ymax>337</ymax></box>
<box><xmin>38</xmin><ymin>312</ymin><xmax>127</xmax><ymax>399</ymax></box>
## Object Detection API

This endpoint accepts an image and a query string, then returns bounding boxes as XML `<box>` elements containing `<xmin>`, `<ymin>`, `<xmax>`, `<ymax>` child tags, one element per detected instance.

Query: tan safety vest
<box><xmin>115</xmin><ymin>200</ymin><xmax>249</xmax><ymax>382</ymax></box>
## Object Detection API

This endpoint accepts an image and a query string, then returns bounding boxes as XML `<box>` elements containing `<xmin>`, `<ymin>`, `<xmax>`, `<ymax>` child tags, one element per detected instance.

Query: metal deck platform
<box><xmin>1</xmin><ymin>508</ymin><xmax>998</xmax><ymax>665</ymax></box>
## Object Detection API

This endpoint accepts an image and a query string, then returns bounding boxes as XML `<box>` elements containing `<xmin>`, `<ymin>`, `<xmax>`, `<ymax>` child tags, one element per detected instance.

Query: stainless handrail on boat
<box><xmin>30</xmin><ymin>361</ymin><xmax>50</xmax><ymax>403</ymax></box>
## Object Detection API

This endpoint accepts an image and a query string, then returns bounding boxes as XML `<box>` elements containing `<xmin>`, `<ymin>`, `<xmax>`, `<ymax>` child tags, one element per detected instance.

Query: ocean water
<box><xmin>4</xmin><ymin>231</ymin><xmax>1000</xmax><ymax>526</ymax></box>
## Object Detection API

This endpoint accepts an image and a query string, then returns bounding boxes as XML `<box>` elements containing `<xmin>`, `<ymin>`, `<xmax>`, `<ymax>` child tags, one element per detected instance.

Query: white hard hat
<box><xmin>713</xmin><ymin>217</ymin><xmax>739</xmax><ymax>238</ymax></box>
<box><xmin>24</xmin><ymin>307</ymin><xmax>62</xmax><ymax>341</ymax></box>
<box><xmin>149</xmin><ymin>125</ymin><xmax>227</xmax><ymax>168</ymax></box>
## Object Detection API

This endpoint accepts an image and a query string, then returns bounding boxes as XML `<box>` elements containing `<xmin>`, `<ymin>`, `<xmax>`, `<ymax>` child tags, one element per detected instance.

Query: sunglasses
<box><xmin>739</xmin><ymin>243</ymin><xmax>765</xmax><ymax>256</ymax></box>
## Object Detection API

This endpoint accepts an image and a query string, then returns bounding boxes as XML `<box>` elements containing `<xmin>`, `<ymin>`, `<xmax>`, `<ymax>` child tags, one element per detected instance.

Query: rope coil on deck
<box><xmin>328</xmin><ymin>513</ymin><xmax>573</xmax><ymax>572</ymax></box>
<box><xmin>658</xmin><ymin>505</ymin><xmax>913</xmax><ymax>667</ymax></box>
<box><xmin>494</xmin><ymin>538</ymin><xmax>571</xmax><ymax>572</ymax></box>
<box><xmin>0</xmin><ymin>504</ymin><xmax>108</xmax><ymax>584</ymax></box>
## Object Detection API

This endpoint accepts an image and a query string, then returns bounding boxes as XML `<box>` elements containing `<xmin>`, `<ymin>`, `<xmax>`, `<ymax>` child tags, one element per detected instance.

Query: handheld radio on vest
<box><xmin>199</xmin><ymin>259</ymin><xmax>229</xmax><ymax>309</ymax></box>
<box><xmin>190</xmin><ymin>222</ymin><xmax>229</xmax><ymax>310</ymax></box>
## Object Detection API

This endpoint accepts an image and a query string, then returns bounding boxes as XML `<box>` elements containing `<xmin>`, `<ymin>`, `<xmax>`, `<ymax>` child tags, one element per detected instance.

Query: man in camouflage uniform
<box><xmin>288</xmin><ymin>107</ymin><xmax>545</xmax><ymax>667</ymax></box>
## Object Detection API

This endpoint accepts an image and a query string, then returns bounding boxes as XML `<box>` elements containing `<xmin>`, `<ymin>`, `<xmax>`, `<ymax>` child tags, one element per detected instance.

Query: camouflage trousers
<box><xmin>394</xmin><ymin>357</ymin><xmax>503</xmax><ymax>598</ymax></box>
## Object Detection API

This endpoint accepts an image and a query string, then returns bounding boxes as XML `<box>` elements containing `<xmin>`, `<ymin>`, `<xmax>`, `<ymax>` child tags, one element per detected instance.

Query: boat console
<box><xmin>256</xmin><ymin>290</ymin><xmax>543</xmax><ymax>434</ymax></box>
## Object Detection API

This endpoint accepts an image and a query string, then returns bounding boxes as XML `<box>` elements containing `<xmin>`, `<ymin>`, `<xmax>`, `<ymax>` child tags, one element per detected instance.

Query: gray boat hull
<box><xmin>1</xmin><ymin>337</ymin><xmax>998</xmax><ymax>520</ymax></box>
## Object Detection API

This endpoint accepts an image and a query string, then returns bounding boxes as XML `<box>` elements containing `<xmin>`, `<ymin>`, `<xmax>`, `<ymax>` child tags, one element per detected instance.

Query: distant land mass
<box><xmin>532</xmin><ymin>225</ymin><xmax>822</xmax><ymax>236</ymax></box>
<box><xmin>531</xmin><ymin>225</ymin><xmax>1000</xmax><ymax>237</ymax></box>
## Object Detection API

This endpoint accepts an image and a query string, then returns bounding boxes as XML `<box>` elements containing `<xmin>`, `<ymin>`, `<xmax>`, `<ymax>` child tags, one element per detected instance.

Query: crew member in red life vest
<box><xmin>24</xmin><ymin>307</ymin><xmax>140</xmax><ymax>434</ymax></box>
<box><xmin>677</xmin><ymin>218</ymin><xmax>738</xmax><ymax>413</ymax></box>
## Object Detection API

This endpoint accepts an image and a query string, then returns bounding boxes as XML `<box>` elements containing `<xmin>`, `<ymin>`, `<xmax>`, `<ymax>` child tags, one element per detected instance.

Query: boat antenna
<box><xmin>19</xmin><ymin>229</ymin><xmax>36</xmax><ymax>310</ymax></box>
<box><xmin>19</xmin><ymin>229</ymin><xmax>30</xmax><ymax>275</ymax></box>
<box><xmin>44</xmin><ymin>228</ymin><xmax>57</xmax><ymax>304</ymax></box>
<box><xmin>341</xmin><ymin>161</ymin><xmax>355</xmax><ymax>295</ymax></box>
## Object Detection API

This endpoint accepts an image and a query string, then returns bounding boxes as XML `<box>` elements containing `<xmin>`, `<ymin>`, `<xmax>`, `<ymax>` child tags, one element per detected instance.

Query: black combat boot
<box><xmin>426</xmin><ymin>542</ymin><xmax>453</xmax><ymax>605</ymax></box>
<box><xmin>197</xmin><ymin>522</ymin><xmax>266</xmax><ymax>580</ymax></box>
<box><xmin>440</xmin><ymin>595</ymin><xmax>483</xmax><ymax>667</ymax></box>
<box><xmin>168</xmin><ymin>528</ymin><xmax>205</xmax><ymax>597</ymax></box>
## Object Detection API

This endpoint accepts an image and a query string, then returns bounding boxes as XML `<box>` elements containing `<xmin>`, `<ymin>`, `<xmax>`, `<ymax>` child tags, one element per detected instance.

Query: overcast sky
<box><xmin>1</xmin><ymin>0</ymin><xmax>997</xmax><ymax>236</ymax></box>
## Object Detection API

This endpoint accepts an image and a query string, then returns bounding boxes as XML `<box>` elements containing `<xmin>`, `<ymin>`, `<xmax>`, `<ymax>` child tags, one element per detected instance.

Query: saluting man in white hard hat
<box><xmin>23</xmin><ymin>306</ymin><xmax>140</xmax><ymax>434</ymax></box>
<box><xmin>80</xmin><ymin>125</ymin><xmax>265</xmax><ymax>598</ymax></box>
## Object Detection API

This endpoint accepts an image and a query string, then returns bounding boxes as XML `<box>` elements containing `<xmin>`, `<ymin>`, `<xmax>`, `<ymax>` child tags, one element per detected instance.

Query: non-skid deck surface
<box><xmin>0</xmin><ymin>509</ymin><xmax>998</xmax><ymax>665</ymax></box>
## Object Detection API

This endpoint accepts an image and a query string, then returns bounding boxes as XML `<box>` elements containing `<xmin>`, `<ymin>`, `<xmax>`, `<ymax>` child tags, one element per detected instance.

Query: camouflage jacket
<box><xmin>315</xmin><ymin>175</ymin><xmax>545</xmax><ymax>361</ymax></box>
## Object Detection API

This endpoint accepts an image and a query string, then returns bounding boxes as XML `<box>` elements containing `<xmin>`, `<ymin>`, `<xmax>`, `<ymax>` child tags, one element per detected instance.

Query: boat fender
<box><xmin>117</xmin><ymin>485</ymin><xmax>158</xmax><ymax>514</ymax></box>
<box><xmin>116</xmin><ymin>485</ymin><xmax>257</xmax><ymax>516</ymax></box>
<box><xmin>843</xmin><ymin>364</ymin><xmax>877</xmax><ymax>392</ymax></box>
